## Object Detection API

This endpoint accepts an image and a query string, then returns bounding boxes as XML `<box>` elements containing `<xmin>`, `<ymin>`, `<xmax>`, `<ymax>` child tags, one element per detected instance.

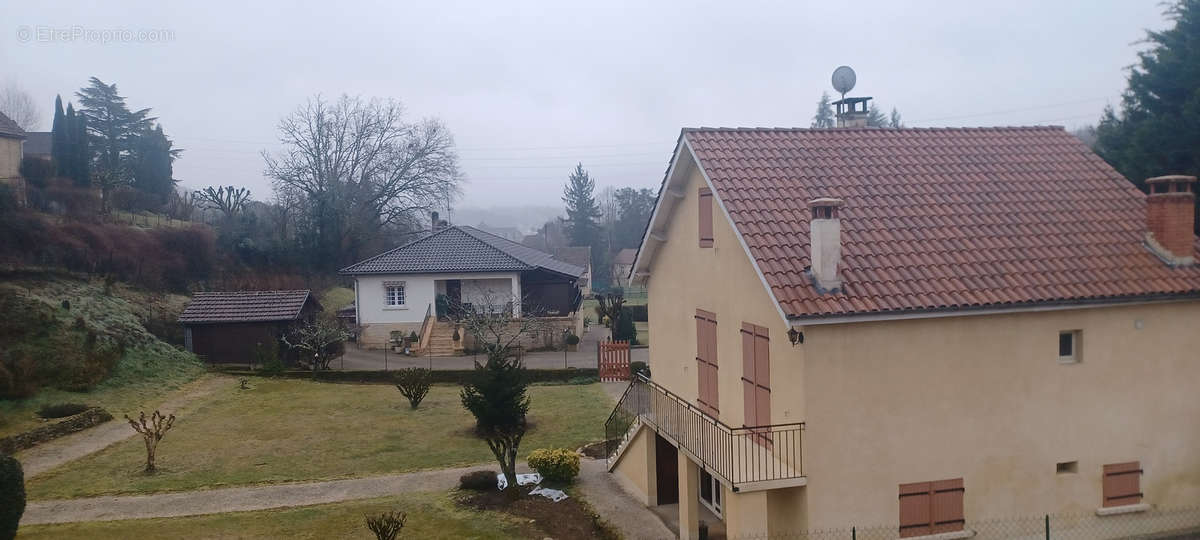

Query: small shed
<box><xmin>179</xmin><ymin>290</ymin><xmax>321</xmax><ymax>365</ymax></box>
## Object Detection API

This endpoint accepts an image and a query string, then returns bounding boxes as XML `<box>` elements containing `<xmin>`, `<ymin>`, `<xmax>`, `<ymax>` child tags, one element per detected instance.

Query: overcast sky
<box><xmin>1</xmin><ymin>1</ymin><xmax>1168</xmax><ymax>210</ymax></box>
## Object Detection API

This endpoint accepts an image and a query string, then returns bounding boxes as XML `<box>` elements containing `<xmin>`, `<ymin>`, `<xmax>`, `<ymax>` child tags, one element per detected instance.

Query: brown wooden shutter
<box><xmin>699</xmin><ymin>187</ymin><xmax>714</xmax><ymax>248</ymax></box>
<box><xmin>695</xmin><ymin>310</ymin><xmax>718</xmax><ymax>417</ymax></box>
<box><xmin>900</xmin><ymin>478</ymin><xmax>964</xmax><ymax>537</ymax></box>
<box><xmin>753</xmin><ymin>325</ymin><xmax>770</xmax><ymax>427</ymax></box>
<box><xmin>740</xmin><ymin>323</ymin><xmax>757</xmax><ymax>427</ymax></box>
<box><xmin>1103</xmin><ymin>461</ymin><xmax>1143</xmax><ymax>507</ymax></box>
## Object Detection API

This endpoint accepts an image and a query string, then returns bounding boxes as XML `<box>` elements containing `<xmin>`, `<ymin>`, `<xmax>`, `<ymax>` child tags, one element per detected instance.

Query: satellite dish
<box><xmin>831</xmin><ymin>66</ymin><xmax>856</xmax><ymax>96</ymax></box>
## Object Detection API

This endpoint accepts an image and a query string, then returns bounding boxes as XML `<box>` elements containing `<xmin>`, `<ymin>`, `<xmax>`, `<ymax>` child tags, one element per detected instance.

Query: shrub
<box><xmin>459</xmin><ymin>469</ymin><xmax>497</xmax><ymax>491</ymax></box>
<box><xmin>527</xmin><ymin>448</ymin><xmax>581</xmax><ymax>483</ymax></box>
<box><xmin>613</xmin><ymin>308</ymin><xmax>638</xmax><ymax>344</ymax></box>
<box><xmin>37</xmin><ymin>402</ymin><xmax>90</xmax><ymax>419</ymax></box>
<box><xmin>0</xmin><ymin>353</ymin><xmax>37</xmax><ymax>400</ymax></box>
<box><xmin>630</xmin><ymin>361</ymin><xmax>650</xmax><ymax>378</ymax></box>
<box><xmin>394</xmin><ymin>368</ymin><xmax>431</xmax><ymax>409</ymax></box>
<box><xmin>408</xmin><ymin>331</ymin><xmax>418</xmax><ymax>343</ymax></box>
<box><xmin>364</xmin><ymin>510</ymin><xmax>407</xmax><ymax>540</ymax></box>
<box><xmin>256</xmin><ymin>341</ymin><xmax>283</xmax><ymax>374</ymax></box>
<box><xmin>18</xmin><ymin>157</ymin><xmax>54</xmax><ymax>189</ymax></box>
<box><xmin>0</xmin><ymin>454</ymin><xmax>24</xmax><ymax>540</ymax></box>
<box><xmin>565</xmin><ymin>333</ymin><xmax>580</xmax><ymax>346</ymax></box>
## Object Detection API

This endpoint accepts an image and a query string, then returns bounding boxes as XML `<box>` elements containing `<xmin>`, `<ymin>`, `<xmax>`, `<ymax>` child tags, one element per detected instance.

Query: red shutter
<box><xmin>899</xmin><ymin>482</ymin><xmax>932</xmax><ymax>538</ymax></box>
<box><xmin>1103</xmin><ymin>461</ymin><xmax>1143</xmax><ymax>507</ymax></box>
<box><xmin>695</xmin><ymin>310</ymin><xmax>718</xmax><ymax>417</ymax></box>
<box><xmin>699</xmin><ymin>187</ymin><xmax>714</xmax><ymax>248</ymax></box>
<box><xmin>900</xmin><ymin>479</ymin><xmax>963</xmax><ymax>537</ymax></box>
<box><xmin>930</xmin><ymin>478</ymin><xmax>965</xmax><ymax>533</ymax></box>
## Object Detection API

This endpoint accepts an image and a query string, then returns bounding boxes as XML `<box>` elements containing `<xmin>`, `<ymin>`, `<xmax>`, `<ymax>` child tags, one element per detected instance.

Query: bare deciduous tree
<box><xmin>0</xmin><ymin>81</ymin><xmax>42</xmax><ymax>131</ymax></box>
<box><xmin>125</xmin><ymin>410</ymin><xmax>175</xmax><ymax>472</ymax></box>
<box><xmin>194</xmin><ymin>185</ymin><xmax>251</xmax><ymax>219</ymax></box>
<box><xmin>263</xmin><ymin>94</ymin><xmax>461</xmax><ymax>269</ymax></box>
<box><xmin>283</xmin><ymin>317</ymin><xmax>350</xmax><ymax>373</ymax></box>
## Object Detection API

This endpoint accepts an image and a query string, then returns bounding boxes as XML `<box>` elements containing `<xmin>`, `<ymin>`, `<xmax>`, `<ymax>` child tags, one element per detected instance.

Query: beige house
<box><xmin>608</xmin><ymin>125</ymin><xmax>1200</xmax><ymax>539</ymax></box>
<box><xmin>0</xmin><ymin>111</ymin><xmax>26</xmax><ymax>203</ymax></box>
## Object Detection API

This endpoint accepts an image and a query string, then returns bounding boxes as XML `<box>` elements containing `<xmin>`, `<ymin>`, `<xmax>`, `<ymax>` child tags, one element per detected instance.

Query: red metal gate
<box><xmin>598</xmin><ymin>339</ymin><xmax>631</xmax><ymax>381</ymax></box>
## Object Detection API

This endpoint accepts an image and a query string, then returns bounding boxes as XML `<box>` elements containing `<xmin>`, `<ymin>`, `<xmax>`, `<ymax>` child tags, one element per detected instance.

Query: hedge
<box><xmin>212</xmin><ymin>367</ymin><xmax>600</xmax><ymax>385</ymax></box>
<box><xmin>626</xmin><ymin>304</ymin><xmax>648</xmax><ymax>322</ymax></box>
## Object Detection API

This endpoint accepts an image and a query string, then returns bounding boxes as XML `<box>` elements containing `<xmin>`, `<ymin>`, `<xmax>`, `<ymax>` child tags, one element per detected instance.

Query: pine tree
<box><xmin>562</xmin><ymin>163</ymin><xmax>605</xmax><ymax>288</ymax></box>
<box><xmin>1095</xmin><ymin>0</ymin><xmax>1200</xmax><ymax>227</ymax></box>
<box><xmin>867</xmin><ymin>103</ymin><xmax>888</xmax><ymax>127</ymax></box>
<box><xmin>65</xmin><ymin>104</ymin><xmax>91</xmax><ymax>187</ymax></box>
<box><xmin>51</xmin><ymin>96</ymin><xmax>69</xmax><ymax>177</ymax></box>
<box><xmin>811</xmin><ymin>92</ymin><xmax>835</xmax><ymax>128</ymax></box>
<box><xmin>133</xmin><ymin>124</ymin><xmax>179</xmax><ymax>202</ymax></box>
<box><xmin>76</xmin><ymin>77</ymin><xmax>155</xmax><ymax>207</ymax></box>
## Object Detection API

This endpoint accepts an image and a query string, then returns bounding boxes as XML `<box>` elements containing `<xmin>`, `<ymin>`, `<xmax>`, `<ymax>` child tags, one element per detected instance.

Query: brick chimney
<box><xmin>1145</xmin><ymin>175</ymin><xmax>1196</xmax><ymax>266</ymax></box>
<box><xmin>808</xmin><ymin>197</ymin><xmax>844</xmax><ymax>291</ymax></box>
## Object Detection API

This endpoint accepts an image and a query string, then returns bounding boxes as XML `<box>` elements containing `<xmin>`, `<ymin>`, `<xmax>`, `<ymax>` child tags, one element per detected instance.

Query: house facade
<box><xmin>340</xmin><ymin>223</ymin><xmax>585</xmax><ymax>353</ymax></box>
<box><xmin>0</xmin><ymin>112</ymin><xmax>26</xmax><ymax>203</ymax></box>
<box><xmin>609</xmin><ymin>126</ymin><xmax>1200</xmax><ymax>538</ymax></box>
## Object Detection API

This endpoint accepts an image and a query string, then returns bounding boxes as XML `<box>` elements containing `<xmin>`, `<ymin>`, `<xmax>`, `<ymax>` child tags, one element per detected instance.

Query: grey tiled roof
<box><xmin>0</xmin><ymin>111</ymin><xmax>25</xmax><ymax>139</ymax></box>
<box><xmin>340</xmin><ymin>226</ymin><xmax>585</xmax><ymax>278</ymax></box>
<box><xmin>22</xmin><ymin>132</ymin><xmax>51</xmax><ymax>156</ymax></box>
<box><xmin>179</xmin><ymin>290</ymin><xmax>314</xmax><ymax>324</ymax></box>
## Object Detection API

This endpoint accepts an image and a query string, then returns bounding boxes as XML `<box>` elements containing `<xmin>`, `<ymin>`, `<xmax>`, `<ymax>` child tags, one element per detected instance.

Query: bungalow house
<box><xmin>340</xmin><ymin>220</ymin><xmax>586</xmax><ymax>354</ymax></box>
<box><xmin>179</xmin><ymin>290</ymin><xmax>321</xmax><ymax>365</ymax></box>
<box><xmin>608</xmin><ymin>125</ymin><xmax>1200</xmax><ymax>539</ymax></box>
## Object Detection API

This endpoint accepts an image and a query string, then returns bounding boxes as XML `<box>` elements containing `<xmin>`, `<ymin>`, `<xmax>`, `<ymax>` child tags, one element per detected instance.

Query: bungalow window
<box><xmin>899</xmin><ymin>478</ymin><xmax>965</xmax><ymax>538</ymax></box>
<box><xmin>384</xmin><ymin>282</ymin><xmax>406</xmax><ymax>307</ymax></box>
<box><xmin>1059</xmin><ymin>330</ymin><xmax>1081</xmax><ymax>363</ymax></box>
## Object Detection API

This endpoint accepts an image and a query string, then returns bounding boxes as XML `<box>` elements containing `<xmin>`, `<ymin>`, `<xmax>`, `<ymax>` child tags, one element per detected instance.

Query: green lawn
<box><xmin>17</xmin><ymin>492</ymin><xmax>530</xmax><ymax>540</ymax></box>
<box><xmin>27</xmin><ymin>379</ymin><xmax>613</xmax><ymax>499</ymax></box>
<box><xmin>320</xmin><ymin>286</ymin><xmax>355</xmax><ymax>315</ymax></box>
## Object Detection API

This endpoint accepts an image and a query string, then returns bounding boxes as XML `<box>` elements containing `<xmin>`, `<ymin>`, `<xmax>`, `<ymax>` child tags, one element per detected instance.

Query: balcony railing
<box><xmin>605</xmin><ymin>374</ymin><xmax>805</xmax><ymax>492</ymax></box>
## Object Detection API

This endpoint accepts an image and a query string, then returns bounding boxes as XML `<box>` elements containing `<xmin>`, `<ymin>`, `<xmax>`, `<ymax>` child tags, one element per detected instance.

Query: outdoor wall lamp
<box><xmin>788</xmin><ymin>327</ymin><xmax>804</xmax><ymax>346</ymax></box>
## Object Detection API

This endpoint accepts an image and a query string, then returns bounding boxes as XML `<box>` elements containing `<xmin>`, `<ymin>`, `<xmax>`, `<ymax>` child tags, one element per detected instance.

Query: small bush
<box><xmin>567</xmin><ymin>376</ymin><xmax>598</xmax><ymax>385</ymax></box>
<box><xmin>459</xmin><ymin>469</ymin><xmax>497</xmax><ymax>491</ymax></box>
<box><xmin>528</xmin><ymin>448</ymin><xmax>581</xmax><ymax>483</ymax></box>
<box><xmin>0</xmin><ymin>454</ymin><xmax>25</xmax><ymax>540</ymax></box>
<box><xmin>256</xmin><ymin>341</ymin><xmax>283</xmax><ymax>375</ymax></box>
<box><xmin>394</xmin><ymin>367</ymin><xmax>431</xmax><ymax>409</ymax></box>
<box><xmin>37</xmin><ymin>403</ymin><xmax>90</xmax><ymax>419</ymax></box>
<box><xmin>19</xmin><ymin>157</ymin><xmax>54</xmax><ymax>189</ymax></box>
<box><xmin>630</xmin><ymin>361</ymin><xmax>650</xmax><ymax>378</ymax></box>
<box><xmin>613</xmin><ymin>308</ymin><xmax>638</xmax><ymax>344</ymax></box>
<box><xmin>565</xmin><ymin>333</ymin><xmax>580</xmax><ymax>346</ymax></box>
<box><xmin>364</xmin><ymin>510</ymin><xmax>407</xmax><ymax>540</ymax></box>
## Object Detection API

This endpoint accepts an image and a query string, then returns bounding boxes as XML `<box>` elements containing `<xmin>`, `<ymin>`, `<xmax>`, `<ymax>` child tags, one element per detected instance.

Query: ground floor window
<box><xmin>384</xmin><ymin>281</ymin><xmax>406</xmax><ymax>307</ymax></box>
<box><xmin>1103</xmin><ymin>461</ymin><xmax>1143</xmax><ymax>507</ymax></box>
<box><xmin>899</xmin><ymin>478</ymin><xmax>964</xmax><ymax>538</ymax></box>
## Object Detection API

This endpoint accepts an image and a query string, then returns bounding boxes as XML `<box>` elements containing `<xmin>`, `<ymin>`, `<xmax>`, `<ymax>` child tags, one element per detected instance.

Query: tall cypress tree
<box><xmin>132</xmin><ymin>125</ymin><xmax>178</xmax><ymax>202</ymax></box>
<box><xmin>50</xmin><ymin>96</ymin><xmax>68</xmax><ymax>177</ymax></box>
<box><xmin>1095</xmin><ymin>0</ymin><xmax>1200</xmax><ymax>230</ymax></box>
<box><xmin>69</xmin><ymin>107</ymin><xmax>91</xmax><ymax>187</ymax></box>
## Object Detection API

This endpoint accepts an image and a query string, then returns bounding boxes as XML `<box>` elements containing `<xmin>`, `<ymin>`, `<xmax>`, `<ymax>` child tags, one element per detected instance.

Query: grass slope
<box><xmin>17</xmin><ymin>492</ymin><xmax>530</xmax><ymax>539</ymax></box>
<box><xmin>27</xmin><ymin>379</ymin><xmax>613</xmax><ymax>499</ymax></box>
<box><xmin>0</xmin><ymin>278</ymin><xmax>204</xmax><ymax>437</ymax></box>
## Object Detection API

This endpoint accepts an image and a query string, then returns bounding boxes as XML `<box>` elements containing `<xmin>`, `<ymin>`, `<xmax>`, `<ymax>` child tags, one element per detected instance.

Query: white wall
<box><xmin>355</xmin><ymin>272</ymin><xmax>520</xmax><ymax>324</ymax></box>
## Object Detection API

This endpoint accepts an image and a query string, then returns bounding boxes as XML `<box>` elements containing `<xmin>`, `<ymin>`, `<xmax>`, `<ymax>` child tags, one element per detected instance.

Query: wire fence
<box><xmin>727</xmin><ymin>505</ymin><xmax>1200</xmax><ymax>540</ymax></box>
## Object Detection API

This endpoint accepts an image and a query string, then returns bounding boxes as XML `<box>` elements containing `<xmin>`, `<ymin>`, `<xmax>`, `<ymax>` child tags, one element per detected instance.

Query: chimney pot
<box><xmin>1145</xmin><ymin>175</ymin><xmax>1196</xmax><ymax>266</ymax></box>
<box><xmin>808</xmin><ymin>197</ymin><xmax>844</xmax><ymax>291</ymax></box>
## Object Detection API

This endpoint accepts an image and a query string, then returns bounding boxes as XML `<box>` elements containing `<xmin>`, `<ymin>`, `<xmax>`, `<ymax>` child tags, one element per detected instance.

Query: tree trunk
<box><xmin>143</xmin><ymin>437</ymin><xmax>157</xmax><ymax>472</ymax></box>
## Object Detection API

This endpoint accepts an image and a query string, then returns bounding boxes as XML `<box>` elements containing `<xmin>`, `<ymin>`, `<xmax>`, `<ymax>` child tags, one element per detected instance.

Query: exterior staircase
<box><xmin>421</xmin><ymin>321</ymin><xmax>464</xmax><ymax>357</ymax></box>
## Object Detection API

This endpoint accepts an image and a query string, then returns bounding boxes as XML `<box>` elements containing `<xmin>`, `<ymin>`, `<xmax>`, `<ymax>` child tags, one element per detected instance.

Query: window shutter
<box><xmin>899</xmin><ymin>482</ymin><xmax>932</xmax><ymax>538</ymax></box>
<box><xmin>900</xmin><ymin>479</ymin><xmax>963</xmax><ymax>537</ymax></box>
<box><xmin>695</xmin><ymin>310</ymin><xmax>718</xmax><ymax>417</ymax></box>
<box><xmin>930</xmin><ymin>478</ymin><xmax>965</xmax><ymax>533</ymax></box>
<box><xmin>740</xmin><ymin>324</ymin><xmax>757</xmax><ymax>427</ymax></box>
<box><xmin>699</xmin><ymin>187</ymin><xmax>714</xmax><ymax>248</ymax></box>
<box><xmin>1103</xmin><ymin>461</ymin><xmax>1143</xmax><ymax>507</ymax></box>
<box><xmin>753</xmin><ymin>325</ymin><xmax>770</xmax><ymax>427</ymax></box>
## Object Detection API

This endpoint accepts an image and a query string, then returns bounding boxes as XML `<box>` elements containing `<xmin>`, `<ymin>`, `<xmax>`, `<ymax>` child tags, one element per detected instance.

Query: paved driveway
<box><xmin>338</xmin><ymin>325</ymin><xmax>647</xmax><ymax>371</ymax></box>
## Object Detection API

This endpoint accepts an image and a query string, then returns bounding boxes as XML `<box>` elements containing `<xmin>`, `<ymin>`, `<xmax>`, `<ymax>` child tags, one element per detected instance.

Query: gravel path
<box><xmin>16</xmin><ymin>374</ymin><xmax>231</xmax><ymax>478</ymax></box>
<box><xmin>20</xmin><ymin>465</ymin><xmax>486</xmax><ymax>525</ymax></box>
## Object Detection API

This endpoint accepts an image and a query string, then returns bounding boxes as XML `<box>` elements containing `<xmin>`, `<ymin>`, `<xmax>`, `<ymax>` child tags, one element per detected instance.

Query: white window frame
<box><xmin>384</xmin><ymin>281</ymin><xmax>406</xmax><ymax>308</ymax></box>
<box><xmin>1058</xmin><ymin>330</ymin><xmax>1081</xmax><ymax>364</ymax></box>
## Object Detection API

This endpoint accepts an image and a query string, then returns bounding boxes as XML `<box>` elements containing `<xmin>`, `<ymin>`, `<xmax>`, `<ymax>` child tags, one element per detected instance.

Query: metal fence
<box><xmin>727</xmin><ymin>505</ymin><xmax>1200</xmax><ymax>540</ymax></box>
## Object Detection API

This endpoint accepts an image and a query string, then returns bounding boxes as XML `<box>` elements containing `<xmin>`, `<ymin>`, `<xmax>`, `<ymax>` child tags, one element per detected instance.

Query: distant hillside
<box><xmin>449</xmin><ymin>205</ymin><xmax>563</xmax><ymax>235</ymax></box>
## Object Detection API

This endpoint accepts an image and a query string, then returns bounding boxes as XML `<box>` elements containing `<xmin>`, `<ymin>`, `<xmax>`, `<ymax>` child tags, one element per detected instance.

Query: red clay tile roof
<box><xmin>684</xmin><ymin>126</ymin><xmax>1200</xmax><ymax>321</ymax></box>
<box><xmin>179</xmin><ymin>290</ymin><xmax>315</xmax><ymax>324</ymax></box>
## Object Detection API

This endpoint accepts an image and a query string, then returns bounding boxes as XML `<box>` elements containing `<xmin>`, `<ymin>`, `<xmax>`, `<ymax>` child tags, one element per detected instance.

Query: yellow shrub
<box><xmin>527</xmin><ymin>448</ymin><xmax>580</xmax><ymax>483</ymax></box>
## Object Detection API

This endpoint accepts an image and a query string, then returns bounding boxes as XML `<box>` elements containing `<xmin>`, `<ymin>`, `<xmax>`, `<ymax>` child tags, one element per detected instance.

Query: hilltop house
<box><xmin>607</xmin><ymin>125</ymin><xmax>1200</xmax><ymax>539</ymax></box>
<box><xmin>340</xmin><ymin>220</ymin><xmax>586</xmax><ymax>354</ymax></box>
